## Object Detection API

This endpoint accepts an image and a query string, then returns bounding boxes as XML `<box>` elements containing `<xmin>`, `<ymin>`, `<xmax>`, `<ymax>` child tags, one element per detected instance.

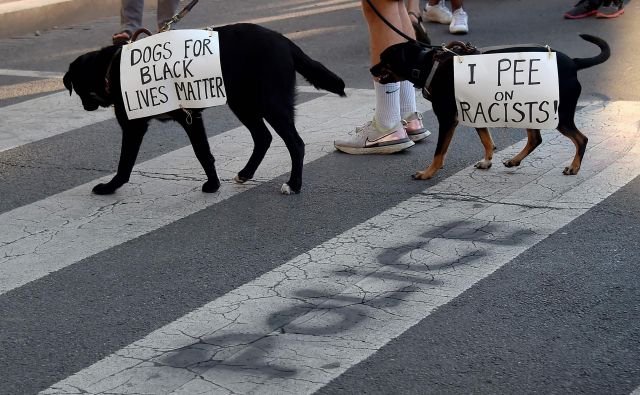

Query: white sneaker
<box><xmin>449</xmin><ymin>8</ymin><xmax>469</xmax><ymax>34</ymax></box>
<box><xmin>334</xmin><ymin>119</ymin><xmax>414</xmax><ymax>154</ymax></box>
<box><xmin>424</xmin><ymin>1</ymin><xmax>452</xmax><ymax>24</ymax></box>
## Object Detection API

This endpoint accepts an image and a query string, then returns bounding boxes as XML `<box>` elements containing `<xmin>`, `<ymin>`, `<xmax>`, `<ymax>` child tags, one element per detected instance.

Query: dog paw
<box><xmin>202</xmin><ymin>180</ymin><xmax>220</xmax><ymax>193</ymax></box>
<box><xmin>503</xmin><ymin>159</ymin><xmax>520</xmax><ymax>168</ymax></box>
<box><xmin>474</xmin><ymin>160</ymin><xmax>492</xmax><ymax>170</ymax></box>
<box><xmin>281</xmin><ymin>183</ymin><xmax>300</xmax><ymax>195</ymax></box>
<box><xmin>411</xmin><ymin>171</ymin><xmax>432</xmax><ymax>180</ymax></box>
<box><xmin>234</xmin><ymin>174</ymin><xmax>249</xmax><ymax>184</ymax></box>
<box><xmin>92</xmin><ymin>183</ymin><xmax>117</xmax><ymax>195</ymax></box>
<box><xmin>563</xmin><ymin>166</ymin><xmax>580</xmax><ymax>175</ymax></box>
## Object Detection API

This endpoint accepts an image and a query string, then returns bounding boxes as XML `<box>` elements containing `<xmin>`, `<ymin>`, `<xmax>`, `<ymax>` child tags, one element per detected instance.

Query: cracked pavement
<box><xmin>41</xmin><ymin>101</ymin><xmax>640</xmax><ymax>394</ymax></box>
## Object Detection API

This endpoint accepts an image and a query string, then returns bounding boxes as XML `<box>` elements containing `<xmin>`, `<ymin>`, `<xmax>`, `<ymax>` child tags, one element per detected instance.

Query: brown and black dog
<box><xmin>64</xmin><ymin>23</ymin><xmax>346</xmax><ymax>195</ymax></box>
<box><xmin>370</xmin><ymin>34</ymin><xmax>610</xmax><ymax>180</ymax></box>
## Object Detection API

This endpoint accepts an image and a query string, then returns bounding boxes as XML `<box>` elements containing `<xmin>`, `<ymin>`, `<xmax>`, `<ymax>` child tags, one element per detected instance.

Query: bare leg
<box><xmin>362</xmin><ymin>0</ymin><xmax>413</xmax><ymax>67</ymax></box>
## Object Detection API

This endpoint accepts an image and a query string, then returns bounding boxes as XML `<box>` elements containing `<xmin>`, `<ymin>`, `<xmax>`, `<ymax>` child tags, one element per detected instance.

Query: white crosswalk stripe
<box><xmin>36</xmin><ymin>101</ymin><xmax>640</xmax><ymax>394</ymax></box>
<box><xmin>0</xmin><ymin>92</ymin><xmax>113</xmax><ymax>153</ymax></box>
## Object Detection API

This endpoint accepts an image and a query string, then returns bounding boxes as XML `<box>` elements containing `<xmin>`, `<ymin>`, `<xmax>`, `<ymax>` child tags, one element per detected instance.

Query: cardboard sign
<box><xmin>120</xmin><ymin>30</ymin><xmax>226</xmax><ymax>120</ymax></box>
<box><xmin>453</xmin><ymin>52</ymin><xmax>559</xmax><ymax>129</ymax></box>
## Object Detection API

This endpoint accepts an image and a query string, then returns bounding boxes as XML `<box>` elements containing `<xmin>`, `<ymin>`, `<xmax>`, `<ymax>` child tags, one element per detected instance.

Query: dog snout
<box><xmin>82</xmin><ymin>100</ymin><xmax>100</xmax><ymax>111</ymax></box>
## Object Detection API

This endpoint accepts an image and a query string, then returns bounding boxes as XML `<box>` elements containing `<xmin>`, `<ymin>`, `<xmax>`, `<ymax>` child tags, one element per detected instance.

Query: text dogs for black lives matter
<box><xmin>453</xmin><ymin>52</ymin><xmax>559</xmax><ymax>129</ymax></box>
<box><xmin>120</xmin><ymin>30</ymin><xmax>227</xmax><ymax>120</ymax></box>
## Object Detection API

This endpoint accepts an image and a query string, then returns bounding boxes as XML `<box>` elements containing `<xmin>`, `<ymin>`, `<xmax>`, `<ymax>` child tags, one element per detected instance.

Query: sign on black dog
<box><xmin>120</xmin><ymin>30</ymin><xmax>227</xmax><ymax>120</ymax></box>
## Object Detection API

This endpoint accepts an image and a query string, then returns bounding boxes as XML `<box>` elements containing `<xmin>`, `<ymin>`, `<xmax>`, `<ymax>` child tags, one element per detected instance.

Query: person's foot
<box><xmin>424</xmin><ymin>1</ymin><xmax>452</xmax><ymax>24</ymax></box>
<box><xmin>564</xmin><ymin>0</ymin><xmax>601</xmax><ymax>19</ymax></box>
<box><xmin>334</xmin><ymin>119</ymin><xmax>414</xmax><ymax>154</ymax></box>
<box><xmin>112</xmin><ymin>30</ymin><xmax>132</xmax><ymax>44</ymax></box>
<box><xmin>449</xmin><ymin>8</ymin><xmax>469</xmax><ymax>34</ymax></box>
<box><xmin>402</xmin><ymin>112</ymin><xmax>431</xmax><ymax>142</ymax></box>
<box><xmin>596</xmin><ymin>0</ymin><xmax>624</xmax><ymax>18</ymax></box>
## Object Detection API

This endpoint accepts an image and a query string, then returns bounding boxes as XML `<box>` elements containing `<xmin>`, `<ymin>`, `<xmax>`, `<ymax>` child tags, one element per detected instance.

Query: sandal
<box><xmin>112</xmin><ymin>30</ymin><xmax>132</xmax><ymax>45</ymax></box>
<box><xmin>408</xmin><ymin>11</ymin><xmax>431</xmax><ymax>45</ymax></box>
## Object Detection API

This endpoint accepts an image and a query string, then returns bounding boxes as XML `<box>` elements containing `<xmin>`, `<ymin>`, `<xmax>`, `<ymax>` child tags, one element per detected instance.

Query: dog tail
<box><xmin>573</xmin><ymin>34</ymin><xmax>610</xmax><ymax>71</ymax></box>
<box><xmin>289</xmin><ymin>41</ymin><xmax>347</xmax><ymax>97</ymax></box>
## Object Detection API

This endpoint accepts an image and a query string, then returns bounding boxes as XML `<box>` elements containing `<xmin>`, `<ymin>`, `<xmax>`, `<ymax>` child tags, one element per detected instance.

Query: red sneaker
<box><xmin>112</xmin><ymin>30</ymin><xmax>132</xmax><ymax>45</ymax></box>
<box><xmin>564</xmin><ymin>0</ymin><xmax>601</xmax><ymax>19</ymax></box>
<box><xmin>596</xmin><ymin>0</ymin><xmax>624</xmax><ymax>18</ymax></box>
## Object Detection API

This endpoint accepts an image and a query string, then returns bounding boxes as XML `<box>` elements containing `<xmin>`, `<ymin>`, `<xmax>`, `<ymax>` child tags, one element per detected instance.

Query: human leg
<box><xmin>334</xmin><ymin>0</ymin><xmax>414</xmax><ymax>154</ymax></box>
<box><xmin>113</xmin><ymin>0</ymin><xmax>143</xmax><ymax>43</ymax></box>
<box><xmin>398</xmin><ymin>2</ymin><xmax>430</xmax><ymax>142</ymax></box>
<box><xmin>120</xmin><ymin>0</ymin><xmax>144</xmax><ymax>33</ymax></box>
<box><xmin>365</xmin><ymin>0</ymin><xmax>406</xmax><ymax>129</ymax></box>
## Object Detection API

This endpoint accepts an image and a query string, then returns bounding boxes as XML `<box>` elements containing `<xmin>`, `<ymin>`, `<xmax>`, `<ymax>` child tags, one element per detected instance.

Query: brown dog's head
<box><xmin>63</xmin><ymin>47</ymin><xmax>119</xmax><ymax>111</ymax></box>
<box><xmin>370</xmin><ymin>42</ymin><xmax>435</xmax><ymax>88</ymax></box>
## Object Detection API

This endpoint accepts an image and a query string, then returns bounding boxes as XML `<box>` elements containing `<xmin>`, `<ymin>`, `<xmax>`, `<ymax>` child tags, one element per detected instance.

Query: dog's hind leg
<box><xmin>175</xmin><ymin>111</ymin><xmax>220</xmax><ymax>193</ymax></box>
<box><xmin>264</xmin><ymin>108</ymin><xmax>304</xmax><ymax>195</ymax></box>
<box><xmin>231</xmin><ymin>113</ymin><xmax>273</xmax><ymax>185</ymax></box>
<box><xmin>474</xmin><ymin>127</ymin><xmax>496</xmax><ymax>169</ymax></box>
<box><xmin>503</xmin><ymin>129</ymin><xmax>543</xmax><ymax>168</ymax></box>
<box><xmin>557</xmin><ymin>122</ymin><xmax>588</xmax><ymax>175</ymax></box>
<box><xmin>413</xmin><ymin>118</ymin><xmax>457</xmax><ymax>180</ymax></box>
<box><xmin>93</xmin><ymin>117</ymin><xmax>149</xmax><ymax>195</ymax></box>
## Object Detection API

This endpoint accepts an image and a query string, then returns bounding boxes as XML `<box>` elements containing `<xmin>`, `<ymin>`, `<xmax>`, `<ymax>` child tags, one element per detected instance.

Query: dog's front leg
<box><xmin>474</xmin><ymin>127</ymin><xmax>496</xmax><ymax>170</ymax></box>
<box><xmin>413</xmin><ymin>118</ymin><xmax>458</xmax><ymax>180</ymax></box>
<box><xmin>93</xmin><ymin>119</ymin><xmax>149</xmax><ymax>195</ymax></box>
<box><xmin>175</xmin><ymin>111</ymin><xmax>220</xmax><ymax>193</ymax></box>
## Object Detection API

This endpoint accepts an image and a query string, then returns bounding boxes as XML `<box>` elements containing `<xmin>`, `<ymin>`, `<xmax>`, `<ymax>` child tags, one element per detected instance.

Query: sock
<box><xmin>399</xmin><ymin>80</ymin><xmax>417</xmax><ymax>119</ymax></box>
<box><xmin>374</xmin><ymin>81</ymin><xmax>400</xmax><ymax>130</ymax></box>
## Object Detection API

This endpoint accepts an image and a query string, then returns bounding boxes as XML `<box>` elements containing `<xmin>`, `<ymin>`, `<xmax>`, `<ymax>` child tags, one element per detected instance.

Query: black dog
<box><xmin>370</xmin><ymin>34</ymin><xmax>610</xmax><ymax>180</ymax></box>
<box><xmin>64</xmin><ymin>23</ymin><xmax>346</xmax><ymax>195</ymax></box>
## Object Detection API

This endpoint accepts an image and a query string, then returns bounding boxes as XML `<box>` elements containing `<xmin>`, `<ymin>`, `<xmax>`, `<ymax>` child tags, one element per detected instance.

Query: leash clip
<box><xmin>179</xmin><ymin>105</ymin><xmax>193</xmax><ymax>125</ymax></box>
<box><xmin>441</xmin><ymin>44</ymin><xmax>463</xmax><ymax>62</ymax></box>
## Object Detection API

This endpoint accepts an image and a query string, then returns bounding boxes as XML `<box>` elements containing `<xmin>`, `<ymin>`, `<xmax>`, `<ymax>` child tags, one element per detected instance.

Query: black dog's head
<box><xmin>370</xmin><ymin>42</ymin><xmax>435</xmax><ymax>88</ymax></box>
<box><xmin>63</xmin><ymin>46</ymin><xmax>120</xmax><ymax>111</ymax></box>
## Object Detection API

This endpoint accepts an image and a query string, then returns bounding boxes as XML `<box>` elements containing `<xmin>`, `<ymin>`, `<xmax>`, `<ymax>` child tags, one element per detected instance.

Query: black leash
<box><xmin>159</xmin><ymin>0</ymin><xmax>200</xmax><ymax>32</ymax></box>
<box><xmin>364</xmin><ymin>0</ymin><xmax>440</xmax><ymax>49</ymax></box>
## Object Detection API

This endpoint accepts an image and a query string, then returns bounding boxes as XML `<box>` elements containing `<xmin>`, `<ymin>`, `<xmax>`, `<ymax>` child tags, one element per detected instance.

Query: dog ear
<box><xmin>62</xmin><ymin>71</ymin><xmax>73</xmax><ymax>96</ymax></box>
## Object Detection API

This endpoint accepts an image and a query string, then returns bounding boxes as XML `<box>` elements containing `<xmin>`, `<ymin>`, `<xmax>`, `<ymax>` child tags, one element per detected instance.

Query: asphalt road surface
<box><xmin>1</xmin><ymin>0</ymin><xmax>639</xmax><ymax>393</ymax></box>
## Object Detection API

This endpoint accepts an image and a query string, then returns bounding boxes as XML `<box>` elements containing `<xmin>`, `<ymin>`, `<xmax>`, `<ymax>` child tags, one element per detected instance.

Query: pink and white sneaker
<box><xmin>402</xmin><ymin>112</ymin><xmax>431</xmax><ymax>142</ymax></box>
<box><xmin>334</xmin><ymin>119</ymin><xmax>414</xmax><ymax>154</ymax></box>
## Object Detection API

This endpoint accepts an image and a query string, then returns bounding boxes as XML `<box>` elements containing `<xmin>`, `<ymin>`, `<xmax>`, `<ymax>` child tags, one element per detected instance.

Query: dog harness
<box><xmin>421</xmin><ymin>42</ymin><xmax>548</xmax><ymax>100</ymax></box>
<box><xmin>422</xmin><ymin>41</ymin><xmax>479</xmax><ymax>100</ymax></box>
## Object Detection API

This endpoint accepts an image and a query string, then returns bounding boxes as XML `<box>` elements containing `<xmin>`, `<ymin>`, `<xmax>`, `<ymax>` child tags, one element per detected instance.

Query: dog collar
<box><xmin>104</xmin><ymin>47</ymin><xmax>122</xmax><ymax>96</ymax></box>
